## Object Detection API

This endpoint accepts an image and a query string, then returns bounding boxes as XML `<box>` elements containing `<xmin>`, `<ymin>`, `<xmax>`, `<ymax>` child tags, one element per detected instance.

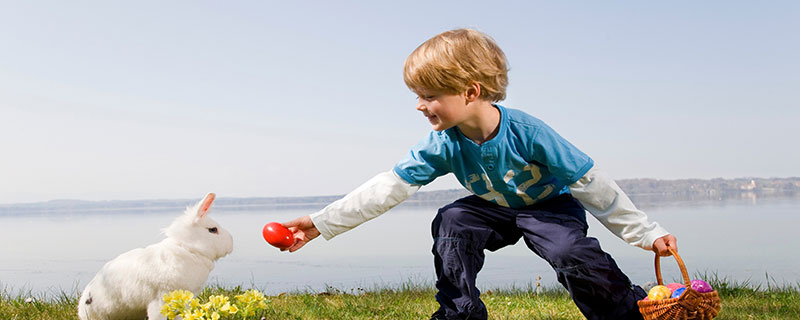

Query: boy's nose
<box><xmin>416</xmin><ymin>102</ymin><xmax>426</xmax><ymax>112</ymax></box>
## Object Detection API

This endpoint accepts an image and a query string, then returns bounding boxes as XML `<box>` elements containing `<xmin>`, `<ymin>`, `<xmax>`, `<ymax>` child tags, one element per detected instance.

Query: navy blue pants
<box><xmin>431</xmin><ymin>194</ymin><xmax>646</xmax><ymax>320</ymax></box>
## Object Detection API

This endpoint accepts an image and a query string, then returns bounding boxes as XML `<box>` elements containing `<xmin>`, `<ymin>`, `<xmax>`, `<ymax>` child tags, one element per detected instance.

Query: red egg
<box><xmin>262</xmin><ymin>222</ymin><xmax>295</xmax><ymax>249</ymax></box>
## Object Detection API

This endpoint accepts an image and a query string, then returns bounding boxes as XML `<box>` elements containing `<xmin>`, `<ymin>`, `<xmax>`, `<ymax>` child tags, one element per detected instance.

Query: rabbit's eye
<box><xmin>208</xmin><ymin>227</ymin><xmax>218</xmax><ymax>234</ymax></box>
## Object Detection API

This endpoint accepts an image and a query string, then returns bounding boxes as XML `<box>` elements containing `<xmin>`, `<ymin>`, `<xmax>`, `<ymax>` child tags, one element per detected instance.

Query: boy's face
<box><xmin>415</xmin><ymin>92</ymin><xmax>468</xmax><ymax>131</ymax></box>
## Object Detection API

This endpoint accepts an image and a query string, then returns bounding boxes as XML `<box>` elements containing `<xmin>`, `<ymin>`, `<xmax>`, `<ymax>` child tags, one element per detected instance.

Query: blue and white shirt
<box><xmin>393</xmin><ymin>104</ymin><xmax>594</xmax><ymax>208</ymax></box>
<box><xmin>311</xmin><ymin>104</ymin><xmax>668</xmax><ymax>249</ymax></box>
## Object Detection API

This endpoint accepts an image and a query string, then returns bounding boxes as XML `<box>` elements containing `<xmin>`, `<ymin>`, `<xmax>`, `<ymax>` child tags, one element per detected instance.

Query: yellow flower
<box><xmin>161</xmin><ymin>288</ymin><xmax>263</xmax><ymax>319</ymax></box>
<box><xmin>235</xmin><ymin>289</ymin><xmax>266</xmax><ymax>304</ymax></box>
<box><xmin>160</xmin><ymin>303</ymin><xmax>176</xmax><ymax>319</ymax></box>
<box><xmin>161</xmin><ymin>290</ymin><xmax>196</xmax><ymax>319</ymax></box>
<box><xmin>221</xmin><ymin>302</ymin><xmax>238</xmax><ymax>314</ymax></box>
<box><xmin>190</xmin><ymin>297</ymin><xmax>201</xmax><ymax>309</ymax></box>
<box><xmin>211</xmin><ymin>295</ymin><xmax>230</xmax><ymax>305</ymax></box>
<box><xmin>182</xmin><ymin>308</ymin><xmax>206</xmax><ymax>320</ymax></box>
<box><xmin>231</xmin><ymin>289</ymin><xmax>267</xmax><ymax>317</ymax></box>
<box><xmin>203</xmin><ymin>295</ymin><xmax>231</xmax><ymax>311</ymax></box>
<box><xmin>235</xmin><ymin>289</ymin><xmax>268</xmax><ymax>316</ymax></box>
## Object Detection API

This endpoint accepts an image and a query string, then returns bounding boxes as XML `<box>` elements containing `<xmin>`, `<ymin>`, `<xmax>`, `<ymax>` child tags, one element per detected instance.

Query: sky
<box><xmin>1</xmin><ymin>1</ymin><xmax>798</xmax><ymax>204</ymax></box>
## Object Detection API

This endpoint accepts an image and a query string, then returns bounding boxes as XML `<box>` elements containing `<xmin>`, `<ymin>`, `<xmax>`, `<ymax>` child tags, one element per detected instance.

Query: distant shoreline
<box><xmin>1</xmin><ymin>177</ymin><xmax>798</xmax><ymax>215</ymax></box>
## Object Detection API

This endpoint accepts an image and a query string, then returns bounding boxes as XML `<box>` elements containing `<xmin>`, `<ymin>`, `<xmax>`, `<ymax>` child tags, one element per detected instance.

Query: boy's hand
<box><xmin>282</xmin><ymin>215</ymin><xmax>320</xmax><ymax>253</ymax></box>
<box><xmin>652</xmin><ymin>234</ymin><xmax>678</xmax><ymax>256</ymax></box>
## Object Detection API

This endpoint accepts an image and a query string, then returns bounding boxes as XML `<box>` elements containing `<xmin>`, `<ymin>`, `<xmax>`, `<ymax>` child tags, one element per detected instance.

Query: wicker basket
<box><xmin>637</xmin><ymin>248</ymin><xmax>721</xmax><ymax>320</ymax></box>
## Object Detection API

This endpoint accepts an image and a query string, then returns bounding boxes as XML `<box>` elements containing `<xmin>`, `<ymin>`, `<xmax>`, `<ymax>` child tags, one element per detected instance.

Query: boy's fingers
<box><xmin>654</xmin><ymin>234</ymin><xmax>678</xmax><ymax>256</ymax></box>
<box><xmin>288</xmin><ymin>240</ymin><xmax>306</xmax><ymax>253</ymax></box>
<box><xmin>652</xmin><ymin>238</ymin><xmax>667</xmax><ymax>256</ymax></box>
<box><xmin>664</xmin><ymin>235</ymin><xmax>677</xmax><ymax>254</ymax></box>
<box><xmin>276</xmin><ymin>216</ymin><xmax>318</xmax><ymax>253</ymax></box>
<box><xmin>667</xmin><ymin>242</ymin><xmax>677</xmax><ymax>255</ymax></box>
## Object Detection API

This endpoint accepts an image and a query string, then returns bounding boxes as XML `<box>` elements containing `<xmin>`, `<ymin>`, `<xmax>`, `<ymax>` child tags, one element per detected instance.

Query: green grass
<box><xmin>2</xmin><ymin>278</ymin><xmax>799</xmax><ymax>319</ymax></box>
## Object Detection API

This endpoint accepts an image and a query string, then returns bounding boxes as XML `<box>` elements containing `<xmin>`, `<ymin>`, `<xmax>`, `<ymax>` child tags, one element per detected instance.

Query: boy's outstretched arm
<box><xmin>282</xmin><ymin>215</ymin><xmax>321</xmax><ymax>252</ymax></box>
<box><xmin>569</xmin><ymin>165</ymin><xmax>678</xmax><ymax>256</ymax></box>
<box><xmin>282</xmin><ymin>170</ymin><xmax>421</xmax><ymax>252</ymax></box>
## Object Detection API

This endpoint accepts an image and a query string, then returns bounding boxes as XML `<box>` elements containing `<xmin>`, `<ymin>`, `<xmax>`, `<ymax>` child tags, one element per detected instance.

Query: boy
<box><xmin>283</xmin><ymin>28</ymin><xmax>677</xmax><ymax>320</ymax></box>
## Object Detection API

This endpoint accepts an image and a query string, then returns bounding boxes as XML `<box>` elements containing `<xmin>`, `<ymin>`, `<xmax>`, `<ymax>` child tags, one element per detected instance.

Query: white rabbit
<box><xmin>78</xmin><ymin>193</ymin><xmax>233</xmax><ymax>320</ymax></box>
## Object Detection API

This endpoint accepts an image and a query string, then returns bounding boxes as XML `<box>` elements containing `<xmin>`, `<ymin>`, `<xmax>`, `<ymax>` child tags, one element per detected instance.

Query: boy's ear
<box><xmin>465</xmin><ymin>82</ymin><xmax>481</xmax><ymax>102</ymax></box>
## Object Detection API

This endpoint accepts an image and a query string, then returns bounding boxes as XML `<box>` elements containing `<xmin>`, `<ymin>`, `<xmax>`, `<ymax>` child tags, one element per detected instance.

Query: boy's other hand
<box><xmin>282</xmin><ymin>215</ymin><xmax>320</xmax><ymax>253</ymax></box>
<box><xmin>652</xmin><ymin>234</ymin><xmax>678</xmax><ymax>256</ymax></box>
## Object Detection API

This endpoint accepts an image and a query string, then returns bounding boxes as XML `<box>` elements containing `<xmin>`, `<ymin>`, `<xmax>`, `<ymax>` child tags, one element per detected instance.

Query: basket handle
<box><xmin>654</xmin><ymin>246</ymin><xmax>692</xmax><ymax>287</ymax></box>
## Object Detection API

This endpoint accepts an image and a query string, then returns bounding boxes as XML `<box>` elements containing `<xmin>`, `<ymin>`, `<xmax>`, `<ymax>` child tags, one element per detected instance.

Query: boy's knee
<box><xmin>544</xmin><ymin>237</ymin><xmax>603</xmax><ymax>268</ymax></box>
<box><xmin>545</xmin><ymin>242</ymin><xmax>579</xmax><ymax>267</ymax></box>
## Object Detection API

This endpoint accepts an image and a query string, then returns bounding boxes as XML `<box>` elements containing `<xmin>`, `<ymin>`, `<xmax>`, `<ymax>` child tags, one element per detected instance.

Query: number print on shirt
<box><xmin>465</xmin><ymin>173</ymin><xmax>510</xmax><ymax>207</ymax></box>
<box><xmin>504</xmin><ymin>164</ymin><xmax>553</xmax><ymax>206</ymax></box>
<box><xmin>465</xmin><ymin>163</ymin><xmax>554</xmax><ymax>207</ymax></box>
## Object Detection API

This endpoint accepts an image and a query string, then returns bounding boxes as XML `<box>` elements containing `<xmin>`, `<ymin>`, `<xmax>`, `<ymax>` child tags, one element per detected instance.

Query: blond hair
<box><xmin>404</xmin><ymin>28</ymin><xmax>509</xmax><ymax>102</ymax></box>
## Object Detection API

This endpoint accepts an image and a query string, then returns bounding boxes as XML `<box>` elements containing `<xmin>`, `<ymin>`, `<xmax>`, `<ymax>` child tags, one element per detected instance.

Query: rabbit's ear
<box><xmin>197</xmin><ymin>193</ymin><xmax>216</xmax><ymax>219</ymax></box>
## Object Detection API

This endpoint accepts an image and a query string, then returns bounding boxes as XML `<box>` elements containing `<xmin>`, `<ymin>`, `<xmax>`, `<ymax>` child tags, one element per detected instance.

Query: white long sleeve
<box><xmin>569</xmin><ymin>166</ymin><xmax>669</xmax><ymax>250</ymax></box>
<box><xmin>310</xmin><ymin>170</ymin><xmax>421</xmax><ymax>240</ymax></box>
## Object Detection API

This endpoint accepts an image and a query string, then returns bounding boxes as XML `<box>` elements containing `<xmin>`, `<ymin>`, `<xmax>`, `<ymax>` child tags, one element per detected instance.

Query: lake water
<box><xmin>1</xmin><ymin>197</ymin><xmax>799</xmax><ymax>296</ymax></box>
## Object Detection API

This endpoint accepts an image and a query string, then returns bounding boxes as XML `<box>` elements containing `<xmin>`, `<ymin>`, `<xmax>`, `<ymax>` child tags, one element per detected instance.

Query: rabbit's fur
<box><xmin>78</xmin><ymin>193</ymin><xmax>233</xmax><ymax>320</ymax></box>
